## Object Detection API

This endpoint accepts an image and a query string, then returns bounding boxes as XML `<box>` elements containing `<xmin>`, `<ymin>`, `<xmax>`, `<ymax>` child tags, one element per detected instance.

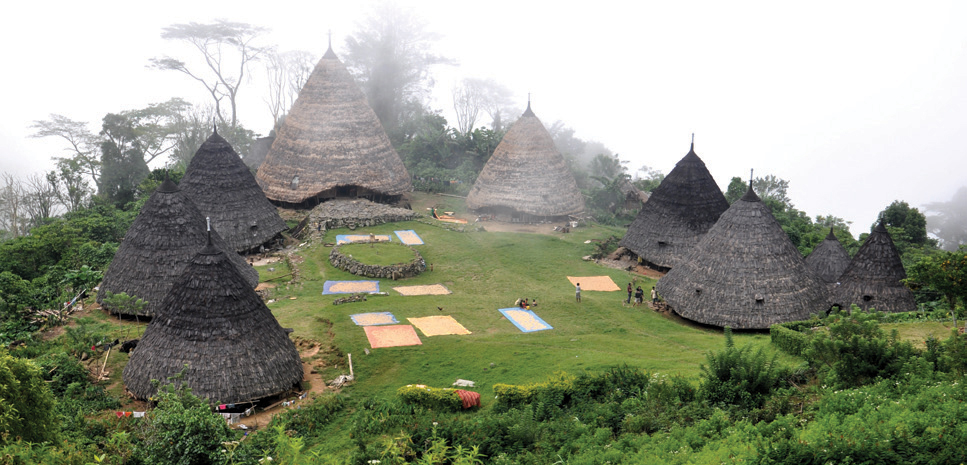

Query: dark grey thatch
<box><xmin>256</xmin><ymin>45</ymin><xmax>412</xmax><ymax>204</ymax></box>
<box><xmin>465</xmin><ymin>103</ymin><xmax>585</xmax><ymax>218</ymax></box>
<box><xmin>96</xmin><ymin>178</ymin><xmax>259</xmax><ymax>317</ymax></box>
<box><xmin>656</xmin><ymin>185</ymin><xmax>829</xmax><ymax>329</ymax></box>
<box><xmin>180</xmin><ymin>130</ymin><xmax>287</xmax><ymax>252</ymax></box>
<box><xmin>804</xmin><ymin>228</ymin><xmax>851</xmax><ymax>286</ymax></box>
<box><xmin>123</xmin><ymin>241</ymin><xmax>303</xmax><ymax>404</ymax></box>
<box><xmin>830</xmin><ymin>222</ymin><xmax>916</xmax><ymax>313</ymax></box>
<box><xmin>619</xmin><ymin>142</ymin><xmax>729</xmax><ymax>270</ymax></box>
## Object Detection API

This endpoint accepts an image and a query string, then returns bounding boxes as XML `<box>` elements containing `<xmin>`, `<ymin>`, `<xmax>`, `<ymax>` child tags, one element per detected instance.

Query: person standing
<box><xmin>626</xmin><ymin>283</ymin><xmax>633</xmax><ymax>304</ymax></box>
<box><xmin>575</xmin><ymin>283</ymin><xmax>582</xmax><ymax>303</ymax></box>
<box><xmin>634</xmin><ymin>286</ymin><xmax>644</xmax><ymax>307</ymax></box>
<box><xmin>651</xmin><ymin>287</ymin><xmax>658</xmax><ymax>305</ymax></box>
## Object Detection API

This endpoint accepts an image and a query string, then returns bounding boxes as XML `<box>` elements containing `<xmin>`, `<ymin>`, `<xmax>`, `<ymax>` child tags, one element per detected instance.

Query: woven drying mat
<box><xmin>566</xmin><ymin>276</ymin><xmax>620</xmax><ymax>291</ymax></box>
<box><xmin>394</xmin><ymin>230</ymin><xmax>424</xmax><ymax>245</ymax></box>
<box><xmin>323</xmin><ymin>280</ymin><xmax>379</xmax><ymax>295</ymax></box>
<box><xmin>498</xmin><ymin>308</ymin><xmax>553</xmax><ymax>333</ymax></box>
<box><xmin>364</xmin><ymin>325</ymin><xmax>422</xmax><ymax>348</ymax></box>
<box><xmin>408</xmin><ymin>315</ymin><xmax>471</xmax><ymax>336</ymax></box>
<box><xmin>350</xmin><ymin>312</ymin><xmax>398</xmax><ymax>326</ymax></box>
<box><xmin>336</xmin><ymin>234</ymin><xmax>392</xmax><ymax>244</ymax></box>
<box><xmin>393</xmin><ymin>284</ymin><xmax>451</xmax><ymax>296</ymax></box>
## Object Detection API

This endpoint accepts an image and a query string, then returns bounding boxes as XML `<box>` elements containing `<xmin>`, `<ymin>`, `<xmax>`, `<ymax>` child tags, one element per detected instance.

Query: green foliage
<box><xmin>397</xmin><ymin>385</ymin><xmax>463</xmax><ymax>412</ymax></box>
<box><xmin>589</xmin><ymin>235</ymin><xmax>621</xmax><ymax>260</ymax></box>
<box><xmin>139</xmin><ymin>381</ymin><xmax>234</xmax><ymax>465</ymax></box>
<box><xmin>906</xmin><ymin>250</ymin><xmax>967</xmax><ymax>324</ymax></box>
<box><xmin>100</xmin><ymin>292</ymin><xmax>146</xmax><ymax>316</ymax></box>
<box><xmin>805</xmin><ymin>308</ymin><xmax>920</xmax><ymax>388</ymax></box>
<box><xmin>0</xmin><ymin>351</ymin><xmax>58</xmax><ymax>444</ymax></box>
<box><xmin>769</xmin><ymin>324</ymin><xmax>811</xmax><ymax>356</ymax></box>
<box><xmin>698</xmin><ymin>328</ymin><xmax>789</xmax><ymax>410</ymax></box>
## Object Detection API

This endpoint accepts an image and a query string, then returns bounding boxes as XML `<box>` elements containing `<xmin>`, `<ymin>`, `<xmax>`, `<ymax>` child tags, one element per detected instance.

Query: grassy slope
<box><xmin>263</xmin><ymin>216</ymin><xmax>777</xmax><ymax>403</ymax></box>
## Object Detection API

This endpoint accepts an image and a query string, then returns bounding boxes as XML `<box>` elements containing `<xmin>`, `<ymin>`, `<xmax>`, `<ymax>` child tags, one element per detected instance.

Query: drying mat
<box><xmin>498</xmin><ymin>308</ymin><xmax>553</xmax><ymax>333</ymax></box>
<box><xmin>567</xmin><ymin>276</ymin><xmax>620</xmax><ymax>291</ymax></box>
<box><xmin>408</xmin><ymin>315</ymin><xmax>471</xmax><ymax>336</ymax></box>
<box><xmin>393</xmin><ymin>284</ymin><xmax>451</xmax><ymax>296</ymax></box>
<box><xmin>350</xmin><ymin>312</ymin><xmax>398</xmax><ymax>326</ymax></box>
<box><xmin>336</xmin><ymin>234</ymin><xmax>392</xmax><ymax>244</ymax></box>
<box><xmin>437</xmin><ymin>216</ymin><xmax>468</xmax><ymax>224</ymax></box>
<box><xmin>323</xmin><ymin>280</ymin><xmax>380</xmax><ymax>295</ymax></box>
<box><xmin>394</xmin><ymin>230</ymin><xmax>424</xmax><ymax>245</ymax></box>
<box><xmin>364</xmin><ymin>325</ymin><xmax>423</xmax><ymax>348</ymax></box>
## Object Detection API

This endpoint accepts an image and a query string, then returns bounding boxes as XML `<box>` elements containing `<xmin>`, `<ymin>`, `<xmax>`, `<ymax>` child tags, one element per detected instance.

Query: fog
<box><xmin>2</xmin><ymin>0</ymin><xmax>966</xmax><ymax>235</ymax></box>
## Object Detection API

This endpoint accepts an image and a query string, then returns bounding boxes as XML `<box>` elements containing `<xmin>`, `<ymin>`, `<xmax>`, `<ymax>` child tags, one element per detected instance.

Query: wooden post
<box><xmin>98</xmin><ymin>346</ymin><xmax>112</xmax><ymax>380</ymax></box>
<box><xmin>348</xmin><ymin>353</ymin><xmax>354</xmax><ymax>377</ymax></box>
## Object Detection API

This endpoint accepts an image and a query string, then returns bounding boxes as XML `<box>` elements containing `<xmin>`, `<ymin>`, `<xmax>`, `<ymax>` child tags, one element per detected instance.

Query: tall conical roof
<box><xmin>465</xmin><ymin>103</ymin><xmax>584</xmax><ymax>216</ymax></box>
<box><xmin>123</xmin><ymin>243</ymin><xmax>303</xmax><ymax>403</ymax></box>
<box><xmin>255</xmin><ymin>45</ymin><xmax>411</xmax><ymax>204</ymax></box>
<box><xmin>96</xmin><ymin>179</ymin><xmax>259</xmax><ymax>317</ymax></box>
<box><xmin>180</xmin><ymin>131</ymin><xmax>287</xmax><ymax>252</ymax></box>
<box><xmin>656</xmin><ymin>184</ymin><xmax>829</xmax><ymax>329</ymax></box>
<box><xmin>831</xmin><ymin>222</ymin><xmax>915</xmax><ymax>313</ymax></box>
<box><xmin>619</xmin><ymin>141</ymin><xmax>729</xmax><ymax>269</ymax></box>
<box><xmin>804</xmin><ymin>228</ymin><xmax>851</xmax><ymax>285</ymax></box>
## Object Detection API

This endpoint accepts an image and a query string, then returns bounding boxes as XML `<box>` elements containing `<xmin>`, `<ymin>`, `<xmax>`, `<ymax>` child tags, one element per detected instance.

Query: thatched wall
<box><xmin>466</xmin><ymin>104</ymin><xmax>584</xmax><ymax>217</ymax></box>
<box><xmin>831</xmin><ymin>222</ymin><xmax>916</xmax><ymax>313</ymax></box>
<box><xmin>123</xmin><ymin>242</ymin><xmax>303</xmax><ymax>404</ymax></box>
<box><xmin>180</xmin><ymin>131</ymin><xmax>287</xmax><ymax>253</ymax></box>
<box><xmin>656</xmin><ymin>186</ymin><xmax>829</xmax><ymax>329</ymax></box>
<box><xmin>256</xmin><ymin>46</ymin><xmax>411</xmax><ymax>204</ymax></box>
<box><xmin>804</xmin><ymin>228</ymin><xmax>851</xmax><ymax>286</ymax></box>
<box><xmin>620</xmin><ymin>144</ymin><xmax>729</xmax><ymax>270</ymax></box>
<box><xmin>96</xmin><ymin>179</ymin><xmax>259</xmax><ymax>317</ymax></box>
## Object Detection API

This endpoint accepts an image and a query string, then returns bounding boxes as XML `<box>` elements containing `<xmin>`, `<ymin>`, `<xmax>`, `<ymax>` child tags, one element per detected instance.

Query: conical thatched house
<box><xmin>96</xmin><ymin>178</ymin><xmax>259</xmax><ymax>317</ymax></box>
<box><xmin>123</xmin><ymin>240</ymin><xmax>303</xmax><ymax>404</ymax></box>
<box><xmin>180</xmin><ymin>130</ymin><xmax>287</xmax><ymax>253</ymax></box>
<box><xmin>466</xmin><ymin>102</ymin><xmax>584</xmax><ymax>220</ymax></box>
<box><xmin>255</xmin><ymin>45</ymin><xmax>411</xmax><ymax>205</ymax></box>
<box><xmin>804</xmin><ymin>228</ymin><xmax>851</xmax><ymax>287</ymax></box>
<box><xmin>830</xmin><ymin>221</ymin><xmax>916</xmax><ymax>313</ymax></box>
<box><xmin>619</xmin><ymin>142</ymin><xmax>729</xmax><ymax>270</ymax></box>
<box><xmin>656</xmin><ymin>184</ymin><xmax>829</xmax><ymax>329</ymax></box>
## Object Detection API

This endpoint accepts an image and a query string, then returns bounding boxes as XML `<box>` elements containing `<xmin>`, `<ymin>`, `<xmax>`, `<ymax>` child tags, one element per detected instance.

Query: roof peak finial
<box><xmin>749</xmin><ymin>168</ymin><xmax>754</xmax><ymax>186</ymax></box>
<box><xmin>206</xmin><ymin>216</ymin><xmax>212</xmax><ymax>245</ymax></box>
<box><xmin>213</xmin><ymin>118</ymin><xmax>218</xmax><ymax>135</ymax></box>
<box><xmin>691</xmin><ymin>133</ymin><xmax>695</xmax><ymax>151</ymax></box>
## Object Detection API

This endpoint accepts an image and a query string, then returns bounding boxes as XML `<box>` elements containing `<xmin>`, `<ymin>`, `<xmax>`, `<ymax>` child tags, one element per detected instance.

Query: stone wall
<box><xmin>329</xmin><ymin>245</ymin><xmax>426</xmax><ymax>279</ymax></box>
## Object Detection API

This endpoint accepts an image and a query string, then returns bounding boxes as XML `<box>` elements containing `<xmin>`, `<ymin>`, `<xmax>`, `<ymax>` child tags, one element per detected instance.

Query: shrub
<box><xmin>699</xmin><ymin>328</ymin><xmax>789</xmax><ymax>410</ymax></box>
<box><xmin>770</xmin><ymin>324</ymin><xmax>810</xmax><ymax>356</ymax></box>
<box><xmin>139</xmin><ymin>381</ymin><xmax>234</xmax><ymax>465</ymax></box>
<box><xmin>0</xmin><ymin>351</ymin><xmax>58</xmax><ymax>444</ymax></box>
<box><xmin>397</xmin><ymin>384</ymin><xmax>463</xmax><ymax>412</ymax></box>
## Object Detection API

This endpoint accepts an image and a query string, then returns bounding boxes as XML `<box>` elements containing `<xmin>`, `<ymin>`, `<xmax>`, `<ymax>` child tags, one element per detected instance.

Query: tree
<box><xmin>633</xmin><ymin>165</ymin><xmax>665</xmax><ymax>192</ymax></box>
<box><xmin>873</xmin><ymin>201</ymin><xmax>938</xmax><ymax>267</ymax></box>
<box><xmin>0</xmin><ymin>173</ymin><xmax>26</xmax><ymax>239</ymax></box>
<box><xmin>344</xmin><ymin>2</ymin><xmax>452</xmax><ymax>140</ymax></box>
<box><xmin>264</xmin><ymin>49</ymin><xmax>315</xmax><ymax>131</ymax></box>
<box><xmin>141</xmin><ymin>380</ymin><xmax>234</xmax><ymax>465</ymax></box>
<box><xmin>724</xmin><ymin>176</ymin><xmax>747</xmax><ymax>204</ymax></box>
<box><xmin>451</xmin><ymin>78</ymin><xmax>514</xmax><ymax>134</ymax></box>
<box><xmin>150</xmin><ymin>20</ymin><xmax>270</xmax><ymax>127</ymax></box>
<box><xmin>588</xmin><ymin>153</ymin><xmax>628</xmax><ymax>183</ymax></box>
<box><xmin>925</xmin><ymin>186</ymin><xmax>967</xmax><ymax>251</ymax></box>
<box><xmin>20</xmin><ymin>172</ymin><xmax>60</xmax><ymax>229</ymax></box>
<box><xmin>52</xmin><ymin>159</ymin><xmax>92</xmax><ymax>213</ymax></box>
<box><xmin>0</xmin><ymin>352</ymin><xmax>58</xmax><ymax>444</ymax></box>
<box><xmin>30</xmin><ymin>114</ymin><xmax>102</xmax><ymax>186</ymax></box>
<box><xmin>906</xmin><ymin>251</ymin><xmax>967</xmax><ymax>328</ymax></box>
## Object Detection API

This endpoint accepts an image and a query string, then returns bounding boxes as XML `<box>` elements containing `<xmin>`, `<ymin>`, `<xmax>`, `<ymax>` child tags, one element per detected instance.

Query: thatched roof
<box><xmin>123</xmin><ymin>240</ymin><xmax>303</xmax><ymax>404</ymax></box>
<box><xmin>96</xmin><ymin>178</ymin><xmax>259</xmax><ymax>316</ymax></box>
<box><xmin>619</xmin><ymin>143</ymin><xmax>729</xmax><ymax>269</ymax></box>
<box><xmin>804</xmin><ymin>228</ymin><xmax>851</xmax><ymax>285</ymax></box>
<box><xmin>830</xmin><ymin>221</ymin><xmax>916</xmax><ymax>313</ymax></box>
<box><xmin>255</xmin><ymin>45</ymin><xmax>412</xmax><ymax>204</ymax></box>
<box><xmin>465</xmin><ymin>103</ymin><xmax>585</xmax><ymax>217</ymax></box>
<box><xmin>656</xmin><ymin>184</ymin><xmax>829</xmax><ymax>329</ymax></box>
<box><xmin>180</xmin><ymin>130</ymin><xmax>287</xmax><ymax>252</ymax></box>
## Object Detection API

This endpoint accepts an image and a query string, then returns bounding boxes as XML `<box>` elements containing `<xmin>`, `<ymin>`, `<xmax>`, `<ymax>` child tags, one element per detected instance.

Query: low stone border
<box><xmin>329</xmin><ymin>244</ymin><xmax>426</xmax><ymax>279</ymax></box>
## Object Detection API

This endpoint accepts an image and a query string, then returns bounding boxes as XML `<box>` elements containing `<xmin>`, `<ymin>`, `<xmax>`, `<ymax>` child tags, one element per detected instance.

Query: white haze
<box><xmin>2</xmin><ymin>0</ymin><xmax>966</xmax><ymax>235</ymax></box>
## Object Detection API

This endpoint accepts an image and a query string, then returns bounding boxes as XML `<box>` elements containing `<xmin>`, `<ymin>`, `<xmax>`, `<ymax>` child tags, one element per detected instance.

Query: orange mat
<box><xmin>566</xmin><ymin>276</ymin><xmax>620</xmax><ymax>291</ymax></box>
<box><xmin>408</xmin><ymin>315</ymin><xmax>471</xmax><ymax>336</ymax></box>
<box><xmin>364</xmin><ymin>325</ymin><xmax>423</xmax><ymax>348</ymax></box>
<box><xmin>393</xmin><ymin>284</ymin><xmax>451</xmax><ymax>296</ymax></box>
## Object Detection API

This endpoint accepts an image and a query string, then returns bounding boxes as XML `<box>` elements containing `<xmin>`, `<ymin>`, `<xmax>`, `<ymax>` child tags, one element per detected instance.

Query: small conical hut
<box><xmin>619</xmin><ymin>141</ymin><xmax>729</xmax><ymax>270</ymax></box>
<box><xmin>96</xmin><ymin>178</ymin><xmax>259</xmax><ymax>317</ymax></box>
<box><xmin>255</xmin><ymin>45</ymin><xmax>411</xmax><ymax>205</ymax></box>
<box><xmin>180</xmin><ymin>130</ymin><xmax>287</xmax><ymax>253</ymax></box>
<box><xmin>830</xmin><ymin>221</ymin><xmax>916</xmax><ymax>313</ymax></box>
<box><xmin>123</xmin><ymin>241</ymin><xmax>303</xmax><ymax>404</ymax></box>
<box><xmin>656</xmin><ymin>184</ymin><xmax>829</xmax><ymax>329</ymax></box>
<box><xmin>804</xmin><ymin>228</ymin><xmax>851</xmax><ymax>287</ymax></box>
<box><xmin>465</xmin><ymin>102</ymin><xmax>584</xmax><ymax>219</ymax></box>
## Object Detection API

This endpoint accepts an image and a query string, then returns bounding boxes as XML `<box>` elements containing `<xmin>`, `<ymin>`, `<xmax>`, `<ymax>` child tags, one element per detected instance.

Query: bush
<box><xmin>139</xmin><ymin>381</ymin><xmax>234</xmax><ymax>465</ymax></box>
<box><xmin>397</xmin><ymin>384</ymin><xmax>463</xmax><ymax>412</ymax></box>
<box><xmin>699</xmin><ymin>328</ymin><xmax>789</xmax><ymax>410</ymax></box>
<box><xmin>0</xmin><ymin>351</ymin><xmax>59</xmax><ymax>444</ymax></box>
<box><xmin>770</xmin><ymin>324</ymin><xmax>811</xmax><ymax>356</ymax></box>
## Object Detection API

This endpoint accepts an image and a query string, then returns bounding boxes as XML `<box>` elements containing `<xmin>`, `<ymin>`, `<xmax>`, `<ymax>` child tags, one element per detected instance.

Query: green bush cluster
<box><xmin>769</xmin><ymin>324</ymin><xmax>811</xmax><ymax>356</ymax></box>
<box><xmin>397</xmin><ymin>384</ymin><xmax>463</xmax><ymax>412</ymax></box>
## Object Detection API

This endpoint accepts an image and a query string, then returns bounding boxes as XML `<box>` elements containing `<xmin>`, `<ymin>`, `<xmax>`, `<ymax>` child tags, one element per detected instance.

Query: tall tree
<box><xmin>0</xmin><ymin>173</ymin><xmax>25</xmax><ymax>239</ymax></box>
<box><xmin>344</xmin><ymin>2</ymin><xmax>451</xmax><ymax>140</ymax></box>
<box><xmin>22</xmin><ymin>172</ymin><xmax>60</xmax><ymax>227</ymax></box>
<box><xmin>925</xmin><ymin>186</ymin><xmax>967</xmax><ymax>251</ymax></box>
<box><xmin>451</xmin><ymin>78</ymin><xmax>514</xmax><ymax>134</ymax></box>
<box><xmin>264</xmin><ymin>49</ymin><xmax>315</xmax><ymax>131</ymax></box>
<box><xmin>634</xmin><ymin>165</ymin><xmax>665</xmax><ymax>193</ymax></box>
<box><xmin>30</xmin><ymin>114</ymin><xmax>101</xmax><ymax>185</ymax></box>
<box><xmin>150</xmin><ymin>20</ymin><xmax>270</xmax><ymax>127</ymax></box>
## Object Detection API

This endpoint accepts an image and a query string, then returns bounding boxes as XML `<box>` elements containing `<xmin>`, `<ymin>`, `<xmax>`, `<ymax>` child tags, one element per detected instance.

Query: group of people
<box><xmin>515</xmin><ymin>297</ymin><xmax>538</xmax><ymax>310</ymax></box>
<box><xmin>626</xmin><ymin>283</ymin><xmax>657</xmax><ymax>307</ymax></box>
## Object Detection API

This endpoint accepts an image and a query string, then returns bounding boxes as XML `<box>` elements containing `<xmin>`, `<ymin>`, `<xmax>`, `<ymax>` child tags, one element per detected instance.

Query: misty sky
<box><xmin>2</xmin><ymin>0</ymin><xmax>965</xmax><ymax>235</ymax></box>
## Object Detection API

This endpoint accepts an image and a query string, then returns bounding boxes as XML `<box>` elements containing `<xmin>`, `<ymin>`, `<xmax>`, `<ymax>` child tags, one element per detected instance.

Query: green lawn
<box><xmin>262</xmin><ymin>216</ymin><xmax>778</xmax><ymax>403</ymax></box>
<box><xmin>338</xmin><ymin>242</ymin><xmax>419</xmax><ymax>266</ymax></box>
